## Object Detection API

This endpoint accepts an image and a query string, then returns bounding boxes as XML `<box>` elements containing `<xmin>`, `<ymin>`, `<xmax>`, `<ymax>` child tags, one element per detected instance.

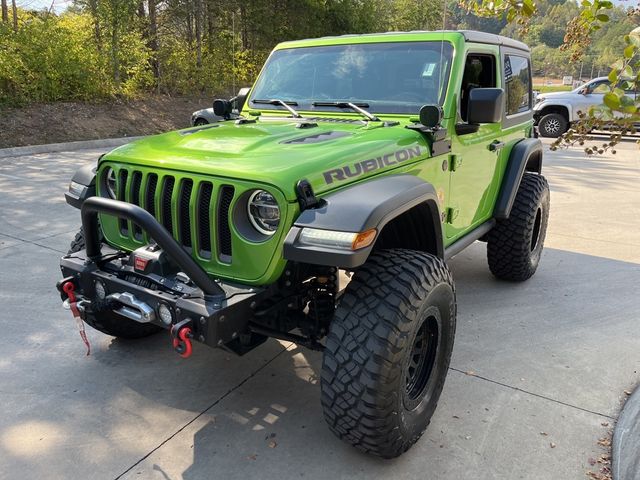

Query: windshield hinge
<box><xmin>449</xmin><ymin>154</ymin><xmax>463</xmax><ymax>172</ymax></box>
<box><xmin>446</xmin><ymin>207</ymin><xmax>459</xmax><ymax>224</ymax></box>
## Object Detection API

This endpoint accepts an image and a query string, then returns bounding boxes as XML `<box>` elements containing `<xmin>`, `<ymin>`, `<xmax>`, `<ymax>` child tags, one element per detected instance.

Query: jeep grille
<box><xmin>112</xmin><ymin>168</ymin><xmax>235</xmax><ymax>262</ymax></box>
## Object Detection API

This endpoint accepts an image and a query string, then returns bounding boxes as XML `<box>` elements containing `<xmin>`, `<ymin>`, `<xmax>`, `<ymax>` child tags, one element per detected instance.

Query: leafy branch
<box><xmin>460</xmin><ymin>0</ymin><xmax>639</xmax><ymax>155</ymax></box>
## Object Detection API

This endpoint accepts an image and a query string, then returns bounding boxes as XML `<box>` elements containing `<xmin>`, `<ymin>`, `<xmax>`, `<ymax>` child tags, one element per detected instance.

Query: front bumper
<box><xmin>58</xmin><ymin>197</ymin><xmax>269</xmax><ymax>352</ymax></box>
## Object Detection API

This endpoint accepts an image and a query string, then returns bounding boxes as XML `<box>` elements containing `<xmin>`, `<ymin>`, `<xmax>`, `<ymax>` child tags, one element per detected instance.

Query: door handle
<box><xmin>488</xmin><ymin>140</ymin><xmax>505</xmax><ymax>152</ymax></box>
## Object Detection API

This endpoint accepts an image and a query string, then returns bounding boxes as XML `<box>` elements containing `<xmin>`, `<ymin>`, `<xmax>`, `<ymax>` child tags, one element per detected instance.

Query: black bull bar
<box><xmin>82</xmin><ymin>197</ymin><xmax>225</xmax><ymax>298</ymax></box>
<box><xmin>58</xmin><ymin>196</ymin><xmax>268</xmax><ymax>353</ymax></box>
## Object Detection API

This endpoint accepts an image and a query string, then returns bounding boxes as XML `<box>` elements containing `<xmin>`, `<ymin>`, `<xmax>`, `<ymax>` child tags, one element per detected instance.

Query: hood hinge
<box><xmin>296</xmin><ymin>179</ymin><xmax>323</xmax><ymax>211</ymax></box>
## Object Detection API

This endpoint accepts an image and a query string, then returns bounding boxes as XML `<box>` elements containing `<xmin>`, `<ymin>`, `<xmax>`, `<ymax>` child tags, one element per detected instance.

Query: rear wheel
<box><xmin>538</xmin><ymin>113</ymin><xmax>568</xmax><ymax>138</ymax></box>
<box><xmin>68</xmin><ymin>227</ymin><xmax>162</xmax><ymax>339</ymax></box>
<box><xmin>487</xmin><ymin>173</ymin><xmax>550</xmax><ymax>281</ymax></box>
<box><xmin>193</xmin><ymin>118</ymin><xmax>208</xmax><ymax>126</ymax></box>
<box><xmin>321</xmin><ymin>249</ymin><xmax>456</xmax><ymax>458</ymax></box>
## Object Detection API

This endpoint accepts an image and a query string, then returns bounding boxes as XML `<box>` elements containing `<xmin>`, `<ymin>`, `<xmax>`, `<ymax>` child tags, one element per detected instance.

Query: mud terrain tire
<box><xmin>487</xmin><ymin>173</ymin><xmax>550</xmax><ymax>281</ymax></box>
<box><xmin>321</xmin><ymin>249</ymin><xmax>456</xmax><ymax>458</ymax></box>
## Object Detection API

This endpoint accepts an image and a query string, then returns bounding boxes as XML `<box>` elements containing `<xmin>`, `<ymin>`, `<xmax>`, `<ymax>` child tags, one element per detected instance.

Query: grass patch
<box><xmin>533</xmin><ymin>85</ymin><xmax>574</xmax><ymax>93</ymax></box>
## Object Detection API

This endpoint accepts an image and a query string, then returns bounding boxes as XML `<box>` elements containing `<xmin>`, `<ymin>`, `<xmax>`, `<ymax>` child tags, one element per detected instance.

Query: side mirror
<box><xmin>419</xmin><ymin>105</ymin><xmax>443</xmax><ymax>129</ymax></box>
<box><xmin>467</xmin><ymin>88</ymin><xmax>504</xmax><ymax>124</ymax></box>
<box><xmin>213</xmin><ymin>99</ymin><xmax>233</xmax><ymax>119</ymax></box>
<box><xmin>233</xmin><ymin>87</ymin><xmax>251</xmax><ymax>113</ymax></box>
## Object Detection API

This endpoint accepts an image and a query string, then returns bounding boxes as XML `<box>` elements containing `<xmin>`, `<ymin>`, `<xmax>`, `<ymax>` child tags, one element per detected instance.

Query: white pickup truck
<box><xmin>533</xmin><ymin>77</ymin><xmax>638</xmax><ymax>137</ymax></box>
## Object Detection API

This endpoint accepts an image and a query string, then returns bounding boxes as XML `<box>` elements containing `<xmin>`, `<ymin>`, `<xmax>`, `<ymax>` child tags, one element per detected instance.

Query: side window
<box><xmin>591</xmin><ymin>81</ymin><xmax>610</xmax><ymax>94</ymax></box>
<box><xmin>504</xmin><ymin>55</ymin><xmax>531</xmax><ymax>115</ymax></box>
<box><xmin>460</xmin><ymin>54</ymin><xmax>496</xmax><ymax>122</ymax></box>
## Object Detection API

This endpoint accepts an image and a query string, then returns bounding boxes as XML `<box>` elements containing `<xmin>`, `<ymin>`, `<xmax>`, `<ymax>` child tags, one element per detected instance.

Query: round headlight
<box><xmin>104</xmin><ymin>167</ymin><xmax>117</xmax><ymax>199</ymax></box>
<box><xmin>247</xmin><ymin>190</ymin><xmax>280</xmax><ymax>235</ymax></box>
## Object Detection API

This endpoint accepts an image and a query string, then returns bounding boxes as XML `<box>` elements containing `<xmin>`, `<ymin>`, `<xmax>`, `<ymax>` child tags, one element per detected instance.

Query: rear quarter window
<box><xmin>504</xmin><ymin>55</ymin><xmax>531</xmax><ymax>115</ymax></box>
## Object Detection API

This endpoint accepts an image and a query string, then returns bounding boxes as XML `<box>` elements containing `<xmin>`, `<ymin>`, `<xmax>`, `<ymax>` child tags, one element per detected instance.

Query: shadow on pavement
<box><xmin>102</xmin><ymin>244</ymin><xmax>639</xmax><ymax>480</ymax></box>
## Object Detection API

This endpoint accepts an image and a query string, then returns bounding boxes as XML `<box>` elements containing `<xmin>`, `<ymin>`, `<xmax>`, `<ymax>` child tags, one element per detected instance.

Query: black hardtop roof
<box><xmin>456</xmin><ymin>30</ymin><xmax>530</xmax><ymax>52</ymax></box>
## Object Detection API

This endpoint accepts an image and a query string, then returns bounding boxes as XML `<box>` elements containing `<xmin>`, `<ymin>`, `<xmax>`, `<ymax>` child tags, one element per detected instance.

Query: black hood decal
<box><xmin>323</xmin><ymin>146</ymin><xmax>422</xmax><ymax>184</ymax></box>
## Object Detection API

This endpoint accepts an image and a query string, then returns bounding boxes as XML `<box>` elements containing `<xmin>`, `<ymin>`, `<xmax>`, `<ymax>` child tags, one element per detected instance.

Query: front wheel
<box><xmin>538</xmin><ymin>113</ymin><xmax>568</xmax><ymax>138</ymax></box>
<box><xmin>321</xmin><ymin>249</ymin><xmax>456</xmax><ymax>458</ymax></box>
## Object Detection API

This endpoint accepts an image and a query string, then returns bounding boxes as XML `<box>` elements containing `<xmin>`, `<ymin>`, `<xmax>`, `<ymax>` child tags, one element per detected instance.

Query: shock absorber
<box><xmin>308</xmin><ymin>267</ymin><xmax>338</xmax><ymax>337</ymax></box>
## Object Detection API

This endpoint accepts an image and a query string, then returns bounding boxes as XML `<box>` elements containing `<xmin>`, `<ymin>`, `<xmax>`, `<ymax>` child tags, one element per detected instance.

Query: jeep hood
<box><xmin>102</xmin><ymin>118</ymin><xmax>430</xmax><ymax>202</ymax></box>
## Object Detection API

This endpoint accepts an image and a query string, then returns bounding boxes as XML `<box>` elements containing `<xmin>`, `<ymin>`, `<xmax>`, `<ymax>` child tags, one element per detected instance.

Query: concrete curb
<box><xmin>612</xmin><ymin>384</ymin><xmax>640</xmax><ymax>480</ymax></box>
<box><xmin>0</xmin><ymin>136</ymin><xmax>144</xmax><ymax>159</ymax></box>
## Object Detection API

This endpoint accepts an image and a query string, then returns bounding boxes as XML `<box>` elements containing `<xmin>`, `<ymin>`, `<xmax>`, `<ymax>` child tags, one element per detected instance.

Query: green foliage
<box><xmin>0</xmin><ymin>11</ymin><xmax>111</xmax><ymax>104</ymax></box>
<box><xmin>386</xmin><ymin>0</ymin><xmax>444</xmax><ymax>31</ymax></box>
<box><xmin>2</xmin><ymin>0</ymin><xmax>423</xmax><ymax>105</ymax></box>
<box><xmin>0</xmin><ymin>0</ymin><xmax>638</xmax><ymax>117</ymax></box>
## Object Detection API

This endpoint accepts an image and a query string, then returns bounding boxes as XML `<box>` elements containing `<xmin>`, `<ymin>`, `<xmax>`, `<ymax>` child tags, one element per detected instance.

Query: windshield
<box><xmin>572</xmin><ymin>79</ymin><xmax>603</xmax><ymax>93</ymax></box>
<box><xmin>249</xmin><ymin>42</ymin><xmax>454</xmax><ymax>115</ymax></box>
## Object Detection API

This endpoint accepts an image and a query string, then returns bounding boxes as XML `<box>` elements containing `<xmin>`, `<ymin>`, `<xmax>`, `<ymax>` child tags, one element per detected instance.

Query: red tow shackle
<box><xmin>172</xmin><ymin>325</ymin><xmax>193</xmax><ymax>358</ymax></box>
<box><xmin>62</xmin><ymin>281</ymin><xmax>80</xmax><ymax>318</ymax></box>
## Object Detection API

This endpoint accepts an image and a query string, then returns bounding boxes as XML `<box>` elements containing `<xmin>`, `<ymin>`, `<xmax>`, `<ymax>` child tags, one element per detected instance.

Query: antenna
<box><xmin>436</xmin><ymin>0</ymin><xmax>447</xmax><ymax>106</ymax></box>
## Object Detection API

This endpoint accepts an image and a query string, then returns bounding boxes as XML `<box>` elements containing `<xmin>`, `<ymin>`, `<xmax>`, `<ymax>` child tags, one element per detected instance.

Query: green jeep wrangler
<box><xmin>58</xmin><ymin>30</ymin><xmax>549</xmax><ymax>458</ymax></box>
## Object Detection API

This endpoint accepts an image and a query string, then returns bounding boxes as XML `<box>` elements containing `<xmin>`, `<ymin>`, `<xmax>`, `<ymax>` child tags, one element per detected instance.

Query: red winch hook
<box><xmin>62</xmin><ymin>281</ymin><xmax>91</xmax><ymax>356</ymax></box>
<box><xmin>171</xmin><ymin>326</ymin><xmax>193</xmax><ymax>359</ymax></box>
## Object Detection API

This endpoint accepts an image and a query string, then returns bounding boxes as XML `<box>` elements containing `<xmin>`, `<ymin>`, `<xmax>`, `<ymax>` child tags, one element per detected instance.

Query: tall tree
<box><xmin>11</xmin><ymin>0</ymin><xmax>16</xmax><ymax>31</ymax></box>
<box><xmin>1</xmin><ymin>0</ymin><xmax>8</xmax><ymax>24</ymax></box>
<box><xmin>100</xmin><ymin>0</ymin><xmax>138</xmax><ymax>85</ymax></box>
<box><xmin>147</xmin><ymin>0</ymin><xmax>160</xmax><ymax>85</ymax></box>
<box><xmin>87</xmin><ymin>0</ymin><xmax>103</xmax><ymax>52</ymax></box>
<box><xmin>195</xmin><ymin>0</ymin><xmax>202</xmax><ymax>68</ymax></box>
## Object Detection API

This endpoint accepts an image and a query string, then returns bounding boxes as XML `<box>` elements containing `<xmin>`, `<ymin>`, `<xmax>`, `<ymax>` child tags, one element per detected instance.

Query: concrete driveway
<box><xmin>0</xmin><ymin>140</ymin><xmax>638</xmax><ymax>480</ymax></box>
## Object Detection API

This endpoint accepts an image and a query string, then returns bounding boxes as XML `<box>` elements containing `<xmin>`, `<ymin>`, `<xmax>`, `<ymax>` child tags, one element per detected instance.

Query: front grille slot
<box><xmin>145</xmin><ymin>174</ymin><xmax>158</xmax><ymax>217</ymax></box>
<box><xmin>197</xmin><ymin>182</ymin><xmax>213</xmax><ymax>258</ymax></box>
<box><xmin>130</xmin><ymin>171</ymin><xmax>143</xmax><ymax>239</ymax></box>
<box><xmin>178</xmin><ymin>179</ymin><xmax>193</xmax><ymax>248</ymax></box>
<box><xmin>218</xmin><ymin>185</ymin><xmax>234</xmax><ymax>261</ymax></box>
<box><xmin>117</xmin><ymin>169</ymin><xmax>129</xmax><ymax>235</ymax></box>
<box><xmin>161</xmin><ymin>176</ymin><xmax>175</xmax><ymax>234</ymax></box>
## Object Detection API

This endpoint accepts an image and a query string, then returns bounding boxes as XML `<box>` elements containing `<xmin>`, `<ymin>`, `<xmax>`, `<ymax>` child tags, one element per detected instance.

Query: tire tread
<box><xmin>321</xmin><ymin>249</ymin><xmax>456</xmax><ymax>458</ymax></box>
<box><xmin>487</xmin><ymin>173</ymin><xmax>550</xmax><ymax>281</ymax></box>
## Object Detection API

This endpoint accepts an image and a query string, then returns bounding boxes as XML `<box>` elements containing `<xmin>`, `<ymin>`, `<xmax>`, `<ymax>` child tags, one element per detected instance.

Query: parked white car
<box><xmin>190</xmin><ymin>108</ymin><xmax>225</xmax><ymax>126</ymax></box>
<box><xmin>190</xmin><ymin>88</ymin><xmax>251</xmax><ymax>126</ymax></box>
<box><xmin>533</xmin><ymin>77</ymin><xmax>638</xmax><ymax>137</ymax></box>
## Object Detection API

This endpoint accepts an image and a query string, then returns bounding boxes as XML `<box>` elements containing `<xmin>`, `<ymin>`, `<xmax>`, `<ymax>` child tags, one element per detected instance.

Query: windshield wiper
<box><xmin>312</xmin><ymin>101</ymin><xmax>380</xmax><ymax>122</ymax></box>
<box><xmin>252</xmin><ymin>99</ymin><xmax>302</xmax><ymax>118</ymax></box>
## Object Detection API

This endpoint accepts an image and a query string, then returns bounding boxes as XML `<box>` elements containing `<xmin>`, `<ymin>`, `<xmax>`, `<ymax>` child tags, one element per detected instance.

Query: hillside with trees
<box><xmin>0</xmin><ymin>0</ymin><xmax>637</xmax><ymax>106</ymax></box>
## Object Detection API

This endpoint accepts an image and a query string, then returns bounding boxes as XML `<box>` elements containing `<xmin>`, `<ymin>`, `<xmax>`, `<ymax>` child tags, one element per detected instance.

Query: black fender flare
<box><xmin>283</xmin><ymin>174</ymin><xmax>443</xmax><ymax>269</ymax></box>
<box><xmin>65</xmin><ymin>163</ymin><xmax>97</xmax><ymax>209</ymax></box>
<box><xmin>493</xmin><ymin>138</ymin><xmax>543</xmax><ymax>219</ymax></box>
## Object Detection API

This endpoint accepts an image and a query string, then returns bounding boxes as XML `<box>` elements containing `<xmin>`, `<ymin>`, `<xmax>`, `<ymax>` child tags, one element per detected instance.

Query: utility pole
<box><xmin>579</xmin><ymin>62</ymin><xmax>583</xmax><ymax>81</ymax></box>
